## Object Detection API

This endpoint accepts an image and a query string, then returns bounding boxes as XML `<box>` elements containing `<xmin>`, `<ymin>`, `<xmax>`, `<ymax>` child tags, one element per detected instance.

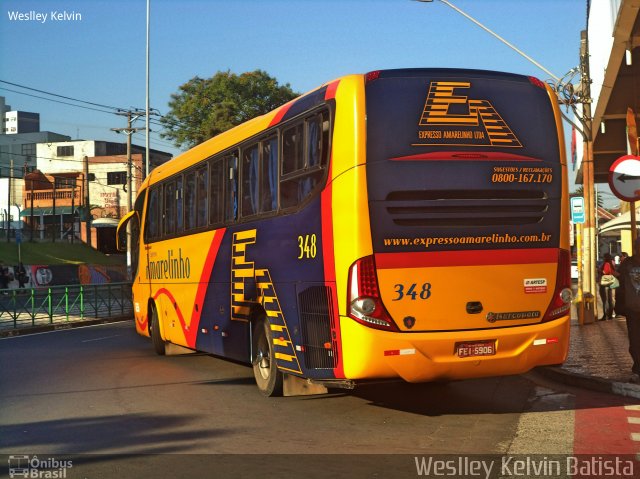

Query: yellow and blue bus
<box><xmin>117</xmin><ymin>68</ymin><xmax>571</xmax><ymax>396</ymax></box>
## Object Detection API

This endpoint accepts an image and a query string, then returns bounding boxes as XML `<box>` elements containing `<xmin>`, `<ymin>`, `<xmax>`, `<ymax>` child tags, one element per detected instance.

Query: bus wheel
<box><xmin>150</xmin><ymin>305</ymin><xmax>166</xmax><ymax>356</ymax></box>
<box><xmin>252</xmin><ymin>319</ymin><xmax>283</xmax><ymax>397</ymax></box>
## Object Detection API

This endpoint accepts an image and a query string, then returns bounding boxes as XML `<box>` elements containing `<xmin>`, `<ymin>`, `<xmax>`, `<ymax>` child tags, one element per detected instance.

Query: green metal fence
<box><xmin>0</xmin><ymin>282</ymin><xmax>133</xmax><ymax>331</ymax></box>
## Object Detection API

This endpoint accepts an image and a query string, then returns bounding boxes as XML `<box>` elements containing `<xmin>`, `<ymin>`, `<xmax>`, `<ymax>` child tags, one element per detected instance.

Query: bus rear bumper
<box><xmin>339</xmin><ymin>315</ymin><xmax>570</xmax><ymax>383</ymax></box>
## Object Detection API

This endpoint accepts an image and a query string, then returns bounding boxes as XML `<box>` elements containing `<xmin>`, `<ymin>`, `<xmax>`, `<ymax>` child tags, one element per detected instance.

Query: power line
<box><xmin>1</xmin><ymin>79</ymin><xmax>190</xmax><ymax>149</ymax></box>
<box><xmin>0</xmin><ymin>87</ymin><xmax>117</xmax><ymax>115</ymax></box>
<box><xmin>0</xmin><ymin>80</ymin><xmax>122</xmax><ymax>112</ymax></box>
<box><xmin>0</xmin><ymin>80</ymin><xmax>186</xmax><ymax>129</ymax></box>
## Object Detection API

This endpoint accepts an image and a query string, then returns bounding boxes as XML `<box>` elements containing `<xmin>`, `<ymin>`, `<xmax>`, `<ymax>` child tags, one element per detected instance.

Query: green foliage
<box><xmin>160</xmin><ymin>70</ymin><xmax>299</xmax><ymax>149</ymax></box>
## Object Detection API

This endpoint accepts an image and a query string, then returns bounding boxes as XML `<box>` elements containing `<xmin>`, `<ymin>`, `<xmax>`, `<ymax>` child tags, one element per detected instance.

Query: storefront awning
<box><xmin>91</xmin><ymin>218</ymin><xmax>119</xmax><ymax>228</ymax></box>
<box><xmin>19</xmin><ymin>206</ymin><xmax>78</xmax><ymax>217</ymax></box>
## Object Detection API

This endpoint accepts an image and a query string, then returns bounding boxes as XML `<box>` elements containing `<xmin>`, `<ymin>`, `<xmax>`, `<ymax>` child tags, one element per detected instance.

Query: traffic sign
<box><xmin>609</xmin><ymin>155</ymin><xmax>640</xmax><ymax>201</ymax></box>
<box><xmin>571</xmin><ymin>196</ymin><xmax>585</xmax><ymax>224</ymax></box>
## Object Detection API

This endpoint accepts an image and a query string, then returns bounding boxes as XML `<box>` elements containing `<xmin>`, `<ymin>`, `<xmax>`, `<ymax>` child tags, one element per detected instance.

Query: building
<box><xmin>36</xmin><ymin>140</ymin><xmax>171</xmax><ymax>176</ymax></box>
<box><xmin>4</xmin><ymin>111</ymin><xmax>40</xmax><ymax>135</ymax></box>
<box><xmin>17</xmin><ymin>140</ymin><xmax>172</xmax><ymax>252</ymax></box>
<box><xmin>573</xmin><ymin>0</ymin><xmax>640</xmax><ymax>254</ymax></box>
<box><xmin>0</xmin><ymin>132</ymin><xmax>72</xmax><ymax>239</ymax></box>
<box><xmin>0</xmin><ymin>131</ymin><xmax>72</xmax><ymax>173</ymax></box>
<box><xmin>0</xmin><ymin>97</ymin><xmax>11</xmax><ymax>135</ymax></box>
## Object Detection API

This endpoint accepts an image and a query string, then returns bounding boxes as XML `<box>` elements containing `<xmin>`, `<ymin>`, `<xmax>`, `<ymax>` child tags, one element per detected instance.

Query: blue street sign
<box><xmin>571</xmin><ymin>196</ymin><xmax>585</xmax><ymax>224</ymax></box>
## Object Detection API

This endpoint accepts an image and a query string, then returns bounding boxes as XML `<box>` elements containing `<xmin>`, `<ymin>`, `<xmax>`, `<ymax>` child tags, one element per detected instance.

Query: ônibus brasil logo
<box><xmin>8</xmin><ymin>455</ymin><xmax>73</xmax><ymax>478</ymax></box>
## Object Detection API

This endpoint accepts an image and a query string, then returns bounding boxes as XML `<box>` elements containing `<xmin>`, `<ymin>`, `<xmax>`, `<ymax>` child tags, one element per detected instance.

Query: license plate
<box><xmin>455</xmin><ymin>340</ymin><xmax>496</xmax><ymax>358</ymax></box>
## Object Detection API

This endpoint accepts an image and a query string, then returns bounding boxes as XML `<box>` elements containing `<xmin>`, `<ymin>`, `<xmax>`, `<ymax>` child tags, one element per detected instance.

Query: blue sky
<box><xmin>1</xmin><ymin>0</ymin><xmax>586</xmax><ymax>165</ymax></box>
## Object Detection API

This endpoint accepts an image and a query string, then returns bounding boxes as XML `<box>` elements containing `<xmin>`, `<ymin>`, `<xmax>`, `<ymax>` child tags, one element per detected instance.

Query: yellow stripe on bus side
<box><xmin>275</xmin><ymin>352</ymin><xmax>296</xmax><ymax>362</ymax></box>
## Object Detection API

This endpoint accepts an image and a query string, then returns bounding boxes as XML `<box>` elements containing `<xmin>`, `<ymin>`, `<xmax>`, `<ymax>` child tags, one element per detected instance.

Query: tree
<box><xmin>160</xmin><ymin>70</ymin><xmax>299</xmax><ymax>149</ymax></box>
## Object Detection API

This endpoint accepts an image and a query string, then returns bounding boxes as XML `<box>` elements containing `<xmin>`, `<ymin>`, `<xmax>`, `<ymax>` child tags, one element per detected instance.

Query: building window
<box><xmin>21</xmin><ymin>143</ymin><xmax>35</xmax><ymax>163</ymax></box>
<box><xmin>54</xmin><ymin>177</ymin><xmax>77</xmax><ymax>189</ymax></box>
<box><xmin>107</xmin><ymin>171</ymin><xmax>127</xmax><ymax>185</ymax></box>
<box><xmin>57</xmin><ymin>146</ymin><xmax>74</xmax><ymax>157</ymax></box>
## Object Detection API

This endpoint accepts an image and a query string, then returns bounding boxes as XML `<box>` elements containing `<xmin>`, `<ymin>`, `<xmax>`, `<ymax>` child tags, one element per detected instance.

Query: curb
<box><xmin>0</xmin><ymin>316</ymin><xmax>133</xmax><ymax>338</ymax></box>
<box><xmin>536</xmin><ymin>365</ymin><xmax>640</xmax><ymax>400</ymax></box>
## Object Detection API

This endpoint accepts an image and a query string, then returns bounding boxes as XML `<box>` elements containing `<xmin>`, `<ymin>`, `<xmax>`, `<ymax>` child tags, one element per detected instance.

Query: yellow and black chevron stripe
<box><xmin>256</xmin><ymin>268</ymin><xmax>302</xmax><ymax>374</ymax></box>
<box><xmin>231</xmin><ymin>229</ymin><xmax>302</xmax><ymax>374</ymax></box>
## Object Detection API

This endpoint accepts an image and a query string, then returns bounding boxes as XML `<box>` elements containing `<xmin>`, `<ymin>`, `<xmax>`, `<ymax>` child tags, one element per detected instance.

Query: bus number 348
<box><xmin>297</xmin><ymin>234</ymin><xmax>317</xmax><ymax>259</ymax></box>
<box><xmin>393</xmin><ymin>283</ymin><xmax>432</xmax><ymax>301</ymax></box>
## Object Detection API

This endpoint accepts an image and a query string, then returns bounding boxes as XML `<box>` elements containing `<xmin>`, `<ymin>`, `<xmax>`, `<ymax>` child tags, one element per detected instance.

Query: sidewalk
<box><xmin>538</xmin><ymin>295</ymin><xmax>640</xmax><ymax>399</ymax></box>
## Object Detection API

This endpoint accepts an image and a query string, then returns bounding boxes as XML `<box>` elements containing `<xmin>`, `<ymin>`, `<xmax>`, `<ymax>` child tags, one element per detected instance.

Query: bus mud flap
<box><xmin>165</xmin><ymin>343</ymin><xmax>197</xmax><ymax>356</ymax></box>
<box><xmin>283</xmin><ymin>374</ymin><xmax>328</xmax><ymax>396</ymax></box>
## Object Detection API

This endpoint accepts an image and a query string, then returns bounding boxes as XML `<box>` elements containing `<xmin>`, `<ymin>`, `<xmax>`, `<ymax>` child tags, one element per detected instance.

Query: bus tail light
<box><xmin>528</xmin><ymin>76</ymin><xmax>546</xmax><ymax>89</ymax></box>
<box><xmin>542</xmin><ymin>249</ymin><xmax>572</xmax><ymax>322</ymax></box>
<box><xmin>348</xmin><ymin>256</ymin><xmax>399</xmax><ymax>331</ymax></box>
<box><xmin>365</xmin><ymin>70</ymin><xmax>381</xmax><ymax>83</ymax></box>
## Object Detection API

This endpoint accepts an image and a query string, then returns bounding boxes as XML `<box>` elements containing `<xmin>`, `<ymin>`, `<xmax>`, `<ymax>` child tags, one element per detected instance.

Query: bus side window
<box><xmin>196</xmin><ymin>165</ymin><xmax>208</xmax><ymax>228</ymax></box>
<box><xmin>280</xmin><ymin>110</ymin><xmax>329</xmax><ymax>210</ymax></box>
<box><xmin>225</xmin><ymin>153</ymin><xmax>238</xmax><ymax>222</ymax></box>
<box><xmin>280</xmin><ymin>123</ymin><xmax>304</xmax><ymax>209</ymax></box>
<box><xmin>185</xmin><ymin>171</ymin><xmax>197</xmax><ymax>230</ymax></box>
<box><xmin>210</xmin><ymin>158</ymin><xmax>224</xmax><ymax>225</ymax></box>
<box><xmin>164</xmin><ymin>181</ymin><xmax>176</xmax><ymax>236</ymax></box>
<box><xmin>260</xmin><ymin>136</ymin><xmax>278</xmax><ymax>213</ymax></box>
<box><xmin>145</xmin><ymin>187</ymin><xmax>160</xmax><ymax>241</ymax></box>
<box><xmin>241</xmin><ymin>144</ymin><xmax>259</xmax><ymax>217</ymax></box>
<box><xmin>176</xmin><ymin>176</ymin><xmax>184</xmax><ymax>233</ymax></box>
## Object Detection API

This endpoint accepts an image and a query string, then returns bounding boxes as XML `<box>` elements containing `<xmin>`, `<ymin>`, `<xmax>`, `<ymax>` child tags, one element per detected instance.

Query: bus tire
<box><xmin>252</xmin><ymin>319</ymin><xmax>283</xmax><ymax>397</ymax></box>
<box><xmin>150</xmin><ymin>305</ymin><xmax>166</xmax><ymax>356</ymax></box>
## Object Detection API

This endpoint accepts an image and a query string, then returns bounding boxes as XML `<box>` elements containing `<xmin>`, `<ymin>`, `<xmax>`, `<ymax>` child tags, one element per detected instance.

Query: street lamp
<box><xmin>415</xmin><ymin>0</ymin><xmax>597</xmax><ymax>315</ymax></box>
<box><xmin>146</xmin><ymin>0</ymin><xmax>151</xmax><ymax>178</ymax></box>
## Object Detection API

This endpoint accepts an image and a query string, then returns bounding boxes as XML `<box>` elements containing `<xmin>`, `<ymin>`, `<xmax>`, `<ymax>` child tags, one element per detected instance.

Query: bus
<box><xmin>117</xmin><ymin>68</ymin><xmax>572</xmax><ymax>396</ymax></box>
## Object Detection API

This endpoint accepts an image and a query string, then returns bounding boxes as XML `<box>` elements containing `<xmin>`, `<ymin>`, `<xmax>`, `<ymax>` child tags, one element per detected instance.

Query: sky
<box><xmin>0</xmin><ymin>0</ymin><xmax>593</xmax><ymax>194</ymax></box>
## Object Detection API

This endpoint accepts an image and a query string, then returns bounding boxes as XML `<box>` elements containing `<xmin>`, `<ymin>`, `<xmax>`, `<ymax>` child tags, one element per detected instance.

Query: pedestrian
<box><xmin>0</xmin><ymin>265</ymin><xmax>7</xmax><ymax>290</ymax></box>
<box><xmin>598</xmin><ymin>253</ymin><xmax>618</xmax><ymax>320</ymax></box>
<box><xmin>15</xmin><ymin>262</ymin><xmax>27</xmax><ymax>289</ymax></box>
<box><xmin>613</xmin><ymin>238</ymin><xmax>640</xmax><ymax>383</ymax></box>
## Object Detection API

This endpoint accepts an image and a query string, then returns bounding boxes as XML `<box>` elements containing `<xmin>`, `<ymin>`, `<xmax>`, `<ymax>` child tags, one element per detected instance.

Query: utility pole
<box><xmin>579</xmin><ymin>30</ymin><xmax>597</xmax><ymax>307</ymax></box>
<box><xmin>112</xmin><ymin>110</ymin><xmax>144</xmax><ymax>215</ymax></box>
<box><xmin>84</xmin><ymin>155</ymin><xmax>91</xmax><ymax>247</ymax></box>
<box><xmin>7</xmin><ymin>160</ymin><xmax>12</xmax><ymax>243</ymax></box>
<box><xmin>112</xmin><ymin>110</ymin><xmax>144</xmax><ymax>275</ymax></box>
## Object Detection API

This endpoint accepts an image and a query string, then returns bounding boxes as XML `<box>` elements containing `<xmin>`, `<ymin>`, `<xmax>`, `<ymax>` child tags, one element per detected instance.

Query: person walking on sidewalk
<box><xmin>15</xmin><ymin>262</ymin><xmax>27</xmax><ymax>288</ymax></box>
<box><xmin>598</xmin><ymin>253</ymin><xmax>618</xmax><ymax>320</ymax></box>
<box><xmin>613</xmin><ymin>240</ymin><xmax>640</xmax><ymax>383</ymax></box>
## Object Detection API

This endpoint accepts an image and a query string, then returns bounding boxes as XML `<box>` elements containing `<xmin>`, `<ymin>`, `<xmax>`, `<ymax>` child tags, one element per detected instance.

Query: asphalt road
<box><xmin>0</xmin><ymin>322</ymin><xmax>638</xmax><ymax>479</ymax></box>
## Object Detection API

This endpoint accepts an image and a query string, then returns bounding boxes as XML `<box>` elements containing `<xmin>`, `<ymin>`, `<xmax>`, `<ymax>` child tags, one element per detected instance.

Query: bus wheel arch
<box><xmin>148</xmin><ymin>300</ymin><xmax>166</xmax><ymax>356</ymax></box>
<box><xmin>251</xmin><ymin>310</ymin><xmax>283</xmax><ymax>397</ymax></box>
